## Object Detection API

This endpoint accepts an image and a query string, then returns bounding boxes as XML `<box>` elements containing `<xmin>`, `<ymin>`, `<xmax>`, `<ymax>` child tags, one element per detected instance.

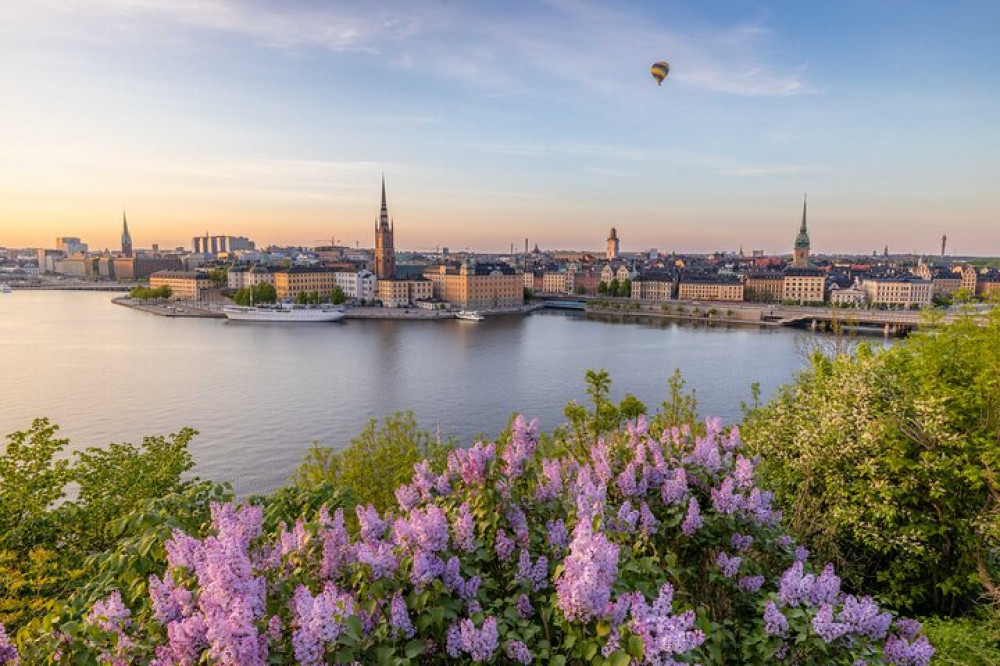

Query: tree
<box><xmin>294</xmin><ymin>291</ymin><xmax>309</xmax><ymax>305</ymax></box>
<box><xmin>743</xmin><ymin>309</ymin><xmax>1000</xmax><ymax>615</ymax></box>
<box><xmin>608</xmin><ymin>278</ymin><xmax>620</xmax><ymax>296</ymax></box>
<box><xmin>574</xmin><ymin>285</ymin><xmax>586</xmax><ymax>295</ymax></box>
<box><xmin>330</xmin><ymin>286</ymin><xmax>347</xmax><ymax>305</ymax></box>
<box><xmin>294</xmin><ymin>411</ymin><xmax>454</xmax><ymax>512</ymax></box>
<box><xmin>208</xmin><ymin>267</ymin><xmax>228</xmax><ymax>287</ymax></box>
<box><xmin>597</xmin><ymin>281</ymin><xmax>608</xmax><ymax>295</ymax></box>
<box><xmin>619</xmin><ymin>278</ymin><xmax>632</xmax><ymax>298</ymax></box>
<box><xmin>523</xmin><ymin>287</ymin><xmax>534</xmax><ymax>302</ymax></box>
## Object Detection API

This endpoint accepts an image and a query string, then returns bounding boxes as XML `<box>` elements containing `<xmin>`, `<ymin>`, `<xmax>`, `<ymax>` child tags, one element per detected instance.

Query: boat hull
<box><xmin>223</xmin><ymin>306</ymin><xmax>345</xmax><ymax>322</ymax></box>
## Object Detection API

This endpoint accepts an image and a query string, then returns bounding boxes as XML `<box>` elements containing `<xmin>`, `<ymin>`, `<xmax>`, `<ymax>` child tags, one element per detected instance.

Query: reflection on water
<box><xmin>2</xmin><ymin>292</ymin><xmax>833</xmax><ymax>494</ymax></box>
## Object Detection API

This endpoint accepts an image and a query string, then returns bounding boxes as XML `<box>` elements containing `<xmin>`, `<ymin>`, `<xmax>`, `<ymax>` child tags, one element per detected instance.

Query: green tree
<box><xmin>619</xmin><ymin>278</ymin><xmax>632</xmax><ymax>297</ymax></box>
<box><xmin>598</xmin><ymin>281</ymin><xmax>609</xmax><ymax>294</ymax></box>
<box><xmin>523</xmin><ymin>287</ymin><xmax>534</xmax><ymax>302</ymax></box>
<box><xmin>330</xmin><ymin>285</ymin><xmax>347</xmax><ymax>305</ymax></box>
<box><xmin>608</xmin><ymin>278</ymin><xmax>620</xmax><ymax>296</ymax></box>
<box><xmin>294</xmin><ymin>291</ymin><xmax>309</xmax><ymax>305</ymax></box>
<box><xmin>208</xmin><ymin>266</ymin><xmax>228</xmax><ymax>287</ymax></box>
<box><xmin>743</xmin><ymin>309</ymin><xmax>1000</xmax><ymax>615</ymax></box>
<box><xmin>294</xmin><ymin>411</ymin><xmax>455</xmax><ymax>512</ymax></box>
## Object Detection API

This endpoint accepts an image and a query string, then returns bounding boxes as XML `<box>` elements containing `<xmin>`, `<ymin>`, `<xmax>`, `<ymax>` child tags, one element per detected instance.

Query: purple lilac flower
<box><xmin>354</xmin><ymin>540</ymin><xmax>399</xmax><ymax>581</ymax></box>
<box><xmin>463</xmin><ymin>576</ymin><xmax>481</xmax><ymax>600</ymax></box>
<box><xmin>681</xmin><ymin>497</ymin><xmax>702</xmax><ymax>536</ymax></box>
<box><xmin>411</xmin><ymin>460</ymin><xmax>438</xmax><ymax>499</ymax></box>
<box><xmin>732</xmin><ymin>454</ymin><xmax>757</xmax><ymax>488</ymax></box>
<box><xmin>445</xmin><ymin>624</ymin><xmax>462</xmax><ymax>658</ymax></box>
<box><xmin>506</xmin><ymin>506</ymin><xmax>530</xmax><ymax>546</ymax></box>
<box><xmin>590</xmin><ymin>440</ymin><xmax>614</xmax><ymax>484</ymax></box>
<box><xmin>813</xmin><ymin>603</ymin><xmax>850</xmax><ymax>643</ymax></box>
<box><xmin>721</xmin><ymin>425</ymin><xmax>742</xmax><ymax>453</ymax></box>
<box><xmin>291</xmin><ymin>583</ymin><xmax>356</xmax><ymax>666</ymax></box>
<box><xmin>715</xmin><ymin>552</ymin><xmax>742</xmax><ymax>578</ymax></box>
<box><xmin>0</xmin><ymin>622</ymin><xmax>19</xmax><ymax>665</ymax></box>
<box><xmin>266</xmin><ymin>615</ymin><xmax>282</xmax><ymax>642</ymax></box>
<box><xmin>763</xmin><ymin>601</ymin><xmax>788</xmax><ymax>637</ymax></box>
<box><xmin>546</xmin><ymin>518</ymin><xmax>568</xmax><ymax>551</ymax></box>
<box><xmin>279</xmin><ymin>519</ymin><xmax>309</xmax><ymax>559</ymax></box>
<box><xmin>443</xmin><ymin>556</ymin><xmax>467</xmax><ymax>595</ymax></box>
<box><xmin>505</xmin><ymin>639</ymin><xmax>532</xmax><ymax>664</ymax></box>
<box><xmin>452</xmin><ymin>503</ymin><xmax>476</xmax><ymax>552</ymax></box>
<box><xmin>686</xmin><ymin>433</ymin><xmax>722</xmax><ymax>472</ymax></box>
<box><xmin>447</xmin><ymin>441</ymin><xmax>496</xmax><ymax>487</ymax></box>
<box><xmin>555</xmin><ymin>522</ymin><xmax>620</xmax><ymax>622</ymax></box>
<box><xmin>320</xmin><ymin>508</ymin><xmax>351</xmax><ymax>580</ymax></box>
<box><xmin>894</xmin><ymin>619</ymin><xmax>922</xmax><ymax>641</ymax></box>
<box><xmin>389</xmin><ymin>592</ymin><xmax>416</xmax><ymax>639</ymax></box>
<box><xmin>356</xmin><ymin>504</ymin><xmax>389</xmax><ymax>542</ymax></box>
<box><xmin>730</xmin><ymin>533</ymin><xmax>754</xmax><ymax>552</ymax></box>
<box><xmin>810</xmin><ymin>564</ymin><xmax>841</xmax><ymax>605</ymax></box>
<box><xmin>738</xmin><ymin>576</ymin><xmax>765</xmax><ymax>593</ymax></box>
<box><xmin>494</xmin><ymin>529</ymin><xmax>515</xmax><ymax>562</ymax></box>
<box><xmin>777</xmin><ymin>535</ymin><xmax>794</xmax><ymax>548</ymax></box>
<box><xmin>710</xmin><ymin>477</ymin><xmax>741</xmax><ymax>515</ymax></box>
<box><xmin>744</xmin><ymin>487</ymin><xmax>780</xmax><ymax>525</ymax></box>
<box><xmin>573</xmin><ymin>465</ymin><xmax>607</xmax><ymax>522</ymax></box>
<box><xmin>502</xmin><ymin>415</ymin><xmax>539</xmax><ymax>479</ymax></box>
<box><xmin>536</xmin><ymin>458</ymin><xmax>564</xmax><ymax>501</ymax></box>
<box><xmin>516</xmin><ymin>549</ymin><xmax>549</xmax><ymax>591</ymax></box>
<box><xmin>884</xmin><ymin>634</ymin><xmax>934</xmax><ymax>666</ymax></box>
<box><xmin>794</xmin><ymin>546</ymin><xmax>810</xmax><ymax>562</ymax></box>
<box><xmin>516</xmin><ymin>594</ymin><xmax>533</xmax><ymax>619</ymax></box>
<box><xmin>639</xmin><ymin>502</ymin><xmax>659</xmax><ymax>536</ymax></box>
<box><xmin>458</xmin><ymin>616</ymin><xmax>499</xmax><ymax>662</ymax></box>
<box><xmin>411</xmin><ymin>550</ymin><xmax>445</xmax><ymax>589</ymax></box>
<box><xmin>778</xmin><ymin>561</ymin><xmax>814</xmax><ymax>606</ymax></box>
<box><xmin>615</xmin><ymin>501</ymin><xmax>639</xmax><ymax>533</ymax></box>
<box><xmin>410</xmin><ymin>506</ymin><xmax>449</xmax><ymax>552</ymax></box>
<box><xmin>163</xmin><ymin>615</ymin><xmax>208</xmax><ymax>665</ymax></box>
<box><xmin>660</xmin><ymin>469</ymin><xmax>688</xmax><ymax>505</ymax></box>
<box><xmin>395</xmin><ymin>483</ymin><xmax>420</xmax><ymax>512</ymax></box>
<box><xmin>616</xmin><ymin>462</ymin><xmax>646</xmax><ymax>497</ymax></box>
<box><xmin>839</xmin><ymin>595</ymin><xmax>892</xmax><ymax>640</ymax></box>
<box><xmin>149</xmin><ymin>573</ymin><xmax>194</xmax><ymax>624</ymax></box>
<box><xmin>629</xmin><ymin>583</ymin><xmax>706</xmax><ymax>662</ymax></box>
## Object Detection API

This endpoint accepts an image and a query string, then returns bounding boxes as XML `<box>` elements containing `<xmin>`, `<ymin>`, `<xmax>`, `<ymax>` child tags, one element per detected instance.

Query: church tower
<box><xmin>121</xmin><ymin>212</ymin><xmax>133</xmax><ymax>258</ymax></box>
<box><xmin>792</xmin><ymin>195</ymin><xmax>810</xmax><ymax>268</ymax></box>
<box><xmin>374</xmin><ymin>175</ymin><xmax>396</xmax><ymax>279</ymax></box>
<box><xmin>606</xmin><ymin>227</ymin><xmax>620</xmax><ymax>260</ymax></box>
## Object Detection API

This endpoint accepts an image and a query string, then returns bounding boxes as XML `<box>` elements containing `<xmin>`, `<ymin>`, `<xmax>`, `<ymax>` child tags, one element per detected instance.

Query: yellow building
<box><xmin>377</xmin><ymin>278</ymin><xmax>433</xmax><ymax>308</ymax></box>
<box><xmin>677</xmin><ymin>276</ymin><xmax>744</xmax><ymax>302</ymax></box>
<box><xmin>782</xmin><ymin>267</ymin><xmax>825</xmax><ymax>304</ymax></box>
<box><xmin>862</xmin><ymin>277</ymin><xmax>932</xmax><ymax>308</ymax></box>
<box><xmin>541</xmin><ymin>271</ymin><xmax>572</xmax><ymax>294</ymax></box>
<box><xmin>744</xmin><ymin>272</ymin><xmax>785</xmax><ymax>302</ymax></box>
<box><xmin>423</xmin><ymin>262</ymin><xmax>523</xmax><ymax>310</ymax></box>
<box><xmin>150</xmin><ymin>271</ymin><xmax>214</xmax><ymax>300</ymax></box>
<box><xmin>630</xmin><ymin>272</ymin><xmax>676</xmax><ymax>300</ymax></box>
<box><xmin>274</xmin><ymin>268</ymin><xmax>338</xmax><ymax>300</ymax></box>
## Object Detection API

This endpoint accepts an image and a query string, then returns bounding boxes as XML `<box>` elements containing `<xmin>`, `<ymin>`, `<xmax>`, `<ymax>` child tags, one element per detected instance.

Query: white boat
<box><xmin>223</xmin><ymin>303</ymin><xmax>345</xmax><ymax>322</ymax></box>
<box><xmin>455</xmin><ymin>310</ymin><xmax>485</xmax><ymax>321</ymax></box>
<box><xmin>0</xmin><ymin>284</ymin><xmax>11</xmax><ymax>294</ymax></box>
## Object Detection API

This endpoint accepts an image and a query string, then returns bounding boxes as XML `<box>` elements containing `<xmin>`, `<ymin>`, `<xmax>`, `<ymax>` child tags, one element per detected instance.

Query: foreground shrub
<box><xmin>23</xmin><ymin>415</ymin><xmax>932</xmax><ymax>664</ymax></box>
<box><xmin>743</xmin><ymin>309</ymin><xmax>1000</xmax><ymax>615</ymax></box>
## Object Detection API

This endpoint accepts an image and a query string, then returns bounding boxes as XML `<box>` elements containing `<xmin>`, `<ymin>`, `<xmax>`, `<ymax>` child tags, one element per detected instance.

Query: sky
<box><xmin>1</xmin><ymin>0</ymin><xmax>998</xmax><ymax>255</ymax></box>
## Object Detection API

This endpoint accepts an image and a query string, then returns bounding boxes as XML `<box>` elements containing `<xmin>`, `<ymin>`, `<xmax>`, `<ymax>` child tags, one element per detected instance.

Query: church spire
<box><xmin>121</xmin><ymin>210</ymin><xmax>133</xmax><ymax>258</ymax></box>
<box><xmin>800</xmin><ymin>193</ymin><xmax>807</xmax><ymax>234</ymax></box>
<box><xmin>378</xmin><ymin>173</ymin><xmax>390</xmax><ymax>231</ymax></box>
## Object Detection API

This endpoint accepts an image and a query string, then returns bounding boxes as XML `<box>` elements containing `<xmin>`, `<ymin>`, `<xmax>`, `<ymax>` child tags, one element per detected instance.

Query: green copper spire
<box><xmin>794</xmin><ymin>194</ymin><xmax>809</xmax><ymax>250</ymax></box>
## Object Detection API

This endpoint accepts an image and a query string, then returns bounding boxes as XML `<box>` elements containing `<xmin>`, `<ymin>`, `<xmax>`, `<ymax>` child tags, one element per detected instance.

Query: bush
<box><xmin>294</xmin><ymin>411</ymin><xmax>455</xmax><ymax>512</ymax></box>
<box><xmin>21</xmin><ymin>411</ymin><xmax>933</xmax><ymax>665</ymax></box>
<box><xmin>129</xmin><ymin>285</ymin><xmax>171</xmax><ymax>300</ymax></box>
<box><xmin>743</xmin><ymin>309</ymin><xmax>1000</xmax><ymax>615</ymax></box>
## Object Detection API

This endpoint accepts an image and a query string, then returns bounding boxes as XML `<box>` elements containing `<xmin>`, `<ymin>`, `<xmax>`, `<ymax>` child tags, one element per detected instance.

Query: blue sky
<box><xmin>1</xmin><ymin>0</ymin><xmax>998</xmax><ymax>255</ymax></box>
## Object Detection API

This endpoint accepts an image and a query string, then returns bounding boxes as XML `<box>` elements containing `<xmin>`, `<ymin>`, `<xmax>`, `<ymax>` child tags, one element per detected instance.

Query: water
<box><xmin>1</xmin><ymin>291</ymin><xmax>823</xmax><ymax>495</ymax></box>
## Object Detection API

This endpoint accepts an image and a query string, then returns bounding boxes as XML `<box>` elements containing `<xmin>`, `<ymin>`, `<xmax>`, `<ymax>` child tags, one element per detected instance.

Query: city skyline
<box><xmin>2</xmin><ymin>1</ymin><xmax>999</xmax><ymax>254</ymax></box>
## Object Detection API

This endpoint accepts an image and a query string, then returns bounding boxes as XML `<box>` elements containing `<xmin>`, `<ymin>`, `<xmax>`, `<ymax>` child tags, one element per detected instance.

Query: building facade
<box><xmin>335</xmin><ymin>269</ymin><xmax>377</xmax><ymax>301</ymax></box>
<box><xmin>150</xmin><ymin>271</ymin><xmax>214</xmax><ymax>300</ymax></box>
<box><xmin>423</xmin><ymin>262</ymin><xmax>523</xmax><ymax>310</ymax></box>
<box><xmin>744</xmin><ymin>272</ymin><xmax>785</xmax><ymax>302</ymax></box>
<box><xmin>374</xmin><ymin>176</ymin><xmax>397</xmax><ymax>280</ymax></box>
<box><xmin>862</xmin><ymin>277</ymin><xmax>932</xmax><ymax>308</ymax></box>
<box><xmin>631</xmin><ymin>272</ymin><xmax>676</xmax><ymax>300</ymax></box>
<box><xmin>192</xmin><ymin>235</ymin><xmax>256</xmax><ymax>255</ymax></box>
<box><xmin>677</xmin><ymin>275</ymin><xmax>744</xmax><ymax>302</ymax></box>
<box><xmin>377</xmin><ymin>278</ymin><xmax>433</xmax><ymax>307</ymax></box>
<box><xmin>782</xmin><ymin>267</ymin><xmax>825</xmax><ymax>304</ymax></box>
<box><xmin>273</xmin><ymin>268</ymin><xmax>338</xmax><ymax>300</ymax></box>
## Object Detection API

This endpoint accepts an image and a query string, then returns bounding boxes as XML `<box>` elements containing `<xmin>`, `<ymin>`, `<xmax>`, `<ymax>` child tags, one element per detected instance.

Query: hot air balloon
<box><xmin>651</xmin><ymin>61</ymin><xmax>670</xmax><ymax>86</ymax></box>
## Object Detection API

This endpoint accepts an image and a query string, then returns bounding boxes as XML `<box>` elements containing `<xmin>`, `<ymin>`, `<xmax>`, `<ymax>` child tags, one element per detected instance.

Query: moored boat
<box><xmin>455</xmin><ymin>310</ymin><xmax>484</xmax><ymax>321</ymax></box>
<box><xmin>223</xmin><ymin>303</ymin><xmax>345</xmax><ymax>322</ymax></box>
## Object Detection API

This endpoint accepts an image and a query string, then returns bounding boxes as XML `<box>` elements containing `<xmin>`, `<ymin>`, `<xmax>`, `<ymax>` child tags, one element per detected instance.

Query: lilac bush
<box><xmin>34</xmin><ymin>414</ymin><xmax>932</xmax><ymax>664</ymax></box>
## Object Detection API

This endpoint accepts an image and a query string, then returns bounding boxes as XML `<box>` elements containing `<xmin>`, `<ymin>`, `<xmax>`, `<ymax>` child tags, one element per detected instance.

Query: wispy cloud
<box><xmin>714</xmin><ymin>164</ymin><xmax>819</xmax><ymax>177</ymax></box>
<box><xmin>9</xmin><ymin>0</ymin><xmax>817</xmax><ymax>98</ymax></box>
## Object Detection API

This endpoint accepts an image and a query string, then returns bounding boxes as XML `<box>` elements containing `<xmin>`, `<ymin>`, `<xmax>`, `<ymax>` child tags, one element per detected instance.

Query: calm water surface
<box><xmin>1</xmin><ymin>291</ymin><xmax>824</xmax><ymax>494</ymax></box>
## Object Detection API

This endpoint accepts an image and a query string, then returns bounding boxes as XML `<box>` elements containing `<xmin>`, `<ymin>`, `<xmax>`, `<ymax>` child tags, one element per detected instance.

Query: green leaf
<box><xmin>404</xmin><ymin>640</ymin><xmax>426</xmax><ymax>658</ymax></box>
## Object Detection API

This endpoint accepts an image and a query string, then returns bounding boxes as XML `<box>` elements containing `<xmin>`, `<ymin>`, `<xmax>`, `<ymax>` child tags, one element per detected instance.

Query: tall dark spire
<box><xmin>121</xmin><ymin>210</ymin><xmax>133</xmax><ymax>257</ymax></box>
<box><xmin>800</xmin><ymin>194</ymin><xmax>807</xmax><ymax>234</ymax></box>
<box><xmin>378</xmin><ymin>173</ymin><xmax>390</xmax><ymax>231</ymax></box>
